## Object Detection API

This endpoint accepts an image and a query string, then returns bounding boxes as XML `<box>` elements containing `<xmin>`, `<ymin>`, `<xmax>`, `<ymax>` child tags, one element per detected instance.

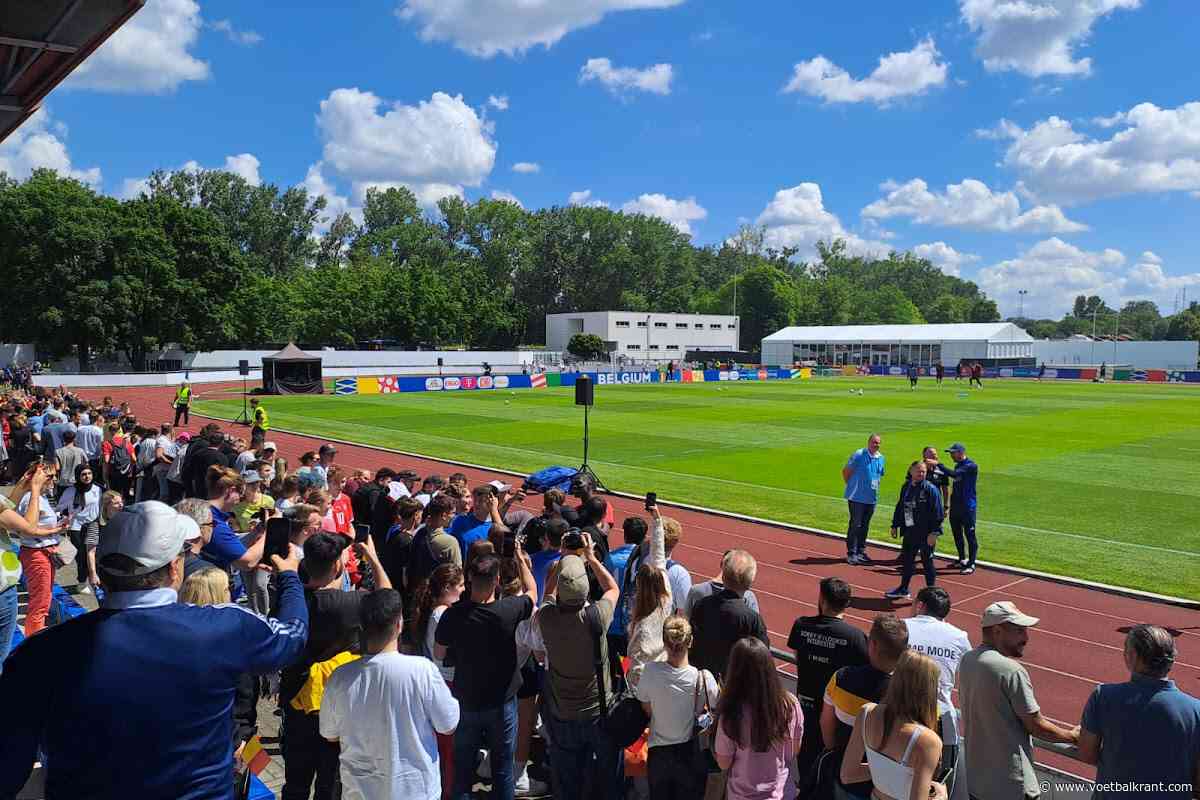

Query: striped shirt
<box><xmin>824</xmin><ymin>664</ymin><xmax>891</xmax><ymax>750</ymax></box>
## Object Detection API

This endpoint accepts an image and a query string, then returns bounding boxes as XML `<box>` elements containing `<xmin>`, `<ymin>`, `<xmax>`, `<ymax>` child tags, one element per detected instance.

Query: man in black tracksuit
<box><xmin>884</xmin><ymin>460</ymin><xmax>944</xmax><ymax>600</ymax></box>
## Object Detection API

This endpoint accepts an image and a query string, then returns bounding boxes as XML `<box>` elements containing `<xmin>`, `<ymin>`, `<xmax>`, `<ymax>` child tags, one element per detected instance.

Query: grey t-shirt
<box><xmin>958</xmin><ymin>645</ymin><xmax>1041</xmax><ymax>799</ymax></box>
<box><xmin>537</xmin><ymin>597</ymin><xmax>614</xmax><ymax>722</ymax></box>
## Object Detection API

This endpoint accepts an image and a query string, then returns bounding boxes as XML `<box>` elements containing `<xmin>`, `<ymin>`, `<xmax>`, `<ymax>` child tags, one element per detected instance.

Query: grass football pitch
<box><xmin>197</xmin><ymin>376</ymin><xmax>1200</xmax><ymax>600</ymax></box>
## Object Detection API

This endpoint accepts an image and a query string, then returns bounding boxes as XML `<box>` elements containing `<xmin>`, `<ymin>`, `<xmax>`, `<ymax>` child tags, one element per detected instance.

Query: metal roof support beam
<box><xmin>0</xmin><ymin>94</ymin><xmax>21</xmax><ymax>112</ymax></box>
<box><xmin>0</xmin><ymin>36</ymin><xmax>78</xmax><ymax>54</ymax></box>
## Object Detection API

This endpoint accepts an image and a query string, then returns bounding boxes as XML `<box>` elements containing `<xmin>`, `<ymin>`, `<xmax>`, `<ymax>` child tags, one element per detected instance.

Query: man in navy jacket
<box><xmin>0</xmin><ymin>501</ymin><xmax>308</xmax><ymax>800</ymax></box>
<box><xmin>885</xmin><ymin>461</ymin><xmax>944</xmax><ymax>601</ymax></box>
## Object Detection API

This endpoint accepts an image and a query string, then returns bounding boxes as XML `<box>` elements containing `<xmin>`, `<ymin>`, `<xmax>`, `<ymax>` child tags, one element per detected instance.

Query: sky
<box><xmin>2</xmin><ymin>0</ymin><xmax>1198</xmax><ymax>320</ymax></box>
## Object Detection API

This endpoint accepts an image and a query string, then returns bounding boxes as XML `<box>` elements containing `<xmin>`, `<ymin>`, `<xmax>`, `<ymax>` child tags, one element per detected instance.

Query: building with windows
<box><xmin>761</xmin><ymin>323</ymin><xmax>1034</xmax><ymax>368</ymax></box>
<box><xmin>546</xmin><ymin>311</ymin><xmax>739</xmax><ymax>361</ymax></box>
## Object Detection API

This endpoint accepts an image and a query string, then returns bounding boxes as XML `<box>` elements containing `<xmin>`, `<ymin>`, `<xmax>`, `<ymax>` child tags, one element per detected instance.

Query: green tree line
<box><xmin>5</xmin><ymin>167</ymin><xmax>1189</xmax><ymax>369</ymax></box>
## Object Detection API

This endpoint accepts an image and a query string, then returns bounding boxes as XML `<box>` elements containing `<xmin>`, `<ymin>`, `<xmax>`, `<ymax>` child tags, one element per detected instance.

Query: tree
<box><xmin>1117</xmin><ymin>300</ymin><xmax>1160</xmax><ymax>340</ymax></box>
<box><xmin>925</xmin><ymin>294</ymin><xmax>970</xmax><ymax>324</ymax></box>
<box><xmin>969</xmin><ymin>298</ymin><xmax>1001</xmax><ymax>322</ymax></box>
<box><xmin>567</xmin><ymin>333</ymin><xmax>607</xmax><ymax>361</ymax></box>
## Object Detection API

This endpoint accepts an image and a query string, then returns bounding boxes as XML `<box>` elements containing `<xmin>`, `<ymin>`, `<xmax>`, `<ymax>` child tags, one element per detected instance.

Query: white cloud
<box><xmin>960</xmin><ymin>0</ymin><xmax>1141</xmax><ymax>77</ymax></box>
<box><xmin>211</xmin><ymin>18</ymin><xmax>263</xmax><ymax>46</ymax></box>
<box><xmin>783</xmin><ymin>38</ymin><xmax>948</xmax><ymax>105</ymax></box>
<box><xmin>487</xmin><ymin>95</ymin><xmax>510</xmax><ymax>111</ymax></box>
<box><xmin>118</xmin><ymin>153</ymin><xmax>262</xmax><ymax>200</ymax></box>
<box><xmin>490</xmin><ymin>190</ymin><xmax>523</xmax><ymax>207</ymax></box>
<box><xmin>568</xmin><ymin>189</ymin><xmax>609</xmax><ymax>208</ymax></box>
<box><xmin>303</xmin><ymin>162</ymin><xmax>359</xmax><ymax>232</ymax></box>
<box><xmin>911</xmin><ymin>242</ymin><xmax>980</xmax><ymax>277</ymax></box>
<box><xmin>988</xmin><ymin>101</ymin><xmax>1200</xmax><ymax>203</ymax></box>
<box><xmin>978</xmin><ymin>237</ymin><xmax>1200</xmax><ymax>317</ymax></box>
<box><xmin>580</xmin><ymin>58</ymin><xmax>674</xmax><ymax>96</ymax></box>
<box><xmin>862</xmin><ymin>177</ymin><xmax>1086</xmax><ymax>233</ymax></box>
<box><xmin>396</xmin><ymin>0</ymin><xmax>685</xmax><ymax>57</ymax></box>
<box><xmin>0</xmin><ymin>108</ymin><xmax>101</xmax><ymax>188</ymax></box>
<box><xmin>316</xmin><ymin>88</ymin><xmax>497</xmax><ymax>208</ymax></box>
<box><xmin>620</xmin><ymin>193</ymin><xmax>706</xmax><ymax>235</ymax></box>
<box><xmin>69</xmin><ymin>0</ymin><xmax>209</xmax><ymax>93</ymax></box>
<box><xmin>512</xmin><ymin>162</ymin><xmax>541</xmax><ymax>174</ymax></box>
<box><xmin>754</xmin><ymin>183</ymin><xmax>888</xmax><ymax>260</ymax></box>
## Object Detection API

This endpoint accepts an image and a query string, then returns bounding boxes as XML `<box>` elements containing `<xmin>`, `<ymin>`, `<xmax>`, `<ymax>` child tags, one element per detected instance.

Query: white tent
<box><xmin>761</xmin><ymin>323</ymin><xmax>1033</xmax><ymax>367</ymax></box>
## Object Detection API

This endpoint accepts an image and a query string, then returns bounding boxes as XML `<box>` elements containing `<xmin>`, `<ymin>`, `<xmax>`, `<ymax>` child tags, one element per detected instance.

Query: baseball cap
<box><xmin>262</xmin><ymin>441</ymin><xmax>277</xmax><ymax>452</ymax></box>
<box><xmin>557</xmin><ymin>555</ymin><xmax>590</xmax><ymax>606</ymax></box>
<box><xmin>981</xmin><ymin>600</ymin><xmax>1039</xmax><ymax>628</ymax></box>
<box><xmin>488</xmin><ymin>480</ymin><xmax>513</xmax><ymax>493</ymax></box>
<box><xmin>946</xmin><ymin>442</ymin><xmax>966</xmax><ymax>454</ymax></box>
<box><xmin>319</xmin><ymin>443</ymin><xmax>337</xmax><ymax>456</ymax></box>
<box><xmin>97</xmin><ymin>501</ymin><xmax>191</xmax><ymax>576</ymax></box>
<box><xmin>241</xmin><ymin>470</ymin><xmax>262</xmax><ymax>484</ymax></box>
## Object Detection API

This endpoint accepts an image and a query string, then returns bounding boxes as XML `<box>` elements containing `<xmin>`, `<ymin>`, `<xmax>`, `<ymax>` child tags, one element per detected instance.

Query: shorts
<box><xmin>517</xmin><ymin>658</ymin><xmax>543</xmax><ymax>700</ymax></box>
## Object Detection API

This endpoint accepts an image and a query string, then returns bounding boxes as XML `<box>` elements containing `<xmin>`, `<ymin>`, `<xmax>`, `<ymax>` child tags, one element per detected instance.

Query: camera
<box><xmin>562</xmin><ymin>530</ymin><xmax>584</xmax><ymax>551</ymax></box>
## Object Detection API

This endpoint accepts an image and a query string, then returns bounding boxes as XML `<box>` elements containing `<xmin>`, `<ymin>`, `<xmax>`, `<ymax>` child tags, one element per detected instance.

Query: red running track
<box><xmin>98</xmin><ymin>381</ymin><xmax>1200</xmax><ymax>778</ymax></box>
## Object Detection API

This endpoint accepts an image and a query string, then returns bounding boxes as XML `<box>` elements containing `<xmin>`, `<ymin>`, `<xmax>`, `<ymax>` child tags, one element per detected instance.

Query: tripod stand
<box><xmin>577</xmin><ymin>399</ymin><xmax>607</xmax><ymax>492</ymax></box>
<box><xmin>233</xmin><ymin>374</ymin><xmax>251</xmax><ymax>425</ymax></box>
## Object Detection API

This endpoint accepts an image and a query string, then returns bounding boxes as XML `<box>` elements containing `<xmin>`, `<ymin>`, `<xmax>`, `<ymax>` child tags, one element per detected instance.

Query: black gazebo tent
<box><xmin>262</xmin><ymin>344</ymin><xmax>324</xmax><ymax>394</ymax></box>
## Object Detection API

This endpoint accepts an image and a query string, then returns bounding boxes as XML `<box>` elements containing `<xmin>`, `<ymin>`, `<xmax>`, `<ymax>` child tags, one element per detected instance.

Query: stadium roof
<box><xmin>763</xmin><ymin>323</ymin><xmax>1033</xmax><ymax>344</ymax></box>
<box><xmin>0</xmin><ymin>1</ymin><xmax>144</xmax><ymax>144</ymax></box>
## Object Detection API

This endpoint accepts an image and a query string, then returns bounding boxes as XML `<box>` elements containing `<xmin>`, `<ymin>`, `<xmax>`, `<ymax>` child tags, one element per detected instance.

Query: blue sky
<box><xmin>2</xmin><ymin>0</ymin><xmax>1198</xmax><ymax>319</ymax></box>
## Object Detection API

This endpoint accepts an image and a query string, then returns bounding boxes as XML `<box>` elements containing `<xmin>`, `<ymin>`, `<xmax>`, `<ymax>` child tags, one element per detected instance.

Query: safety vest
<box><xmin>175</xmin><ymin>386</ymin><xmax>191</xmax><ymax>406</ymax></box>
<box><xmin>254</xmin><ymin>405</ymin><xmax>270</xmax><ymax>430</ymax></box>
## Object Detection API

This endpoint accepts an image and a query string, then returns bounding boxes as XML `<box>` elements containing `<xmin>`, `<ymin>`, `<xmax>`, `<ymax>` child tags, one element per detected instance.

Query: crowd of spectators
<box><xmin>0</xmin><ymin>382</ymin><xmax>1197</xmax><ymax>800</ymax></box>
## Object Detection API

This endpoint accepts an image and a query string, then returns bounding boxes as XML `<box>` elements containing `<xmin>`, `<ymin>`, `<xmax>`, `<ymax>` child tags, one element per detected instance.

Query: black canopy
<box><xmin>261</xmin><ymin>344</ymin><xmax>323</xmax><ymax>394</ymax></box>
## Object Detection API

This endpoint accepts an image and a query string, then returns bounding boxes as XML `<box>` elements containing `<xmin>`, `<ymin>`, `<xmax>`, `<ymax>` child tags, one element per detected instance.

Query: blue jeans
<box><xmin>544</xmin><ymin>711</ymin><xmax>624</xmax><ymax>800</ymax></box>
<box><xmin>846</xmin><ymin>501</ymin><xmax>875</xmax><ymax>557</ymax></box>
<box><xmin>0</xmin><ymin>585</ymin><xmax>18</xmax><ymax>676</ymax></box>
<box><xmin>453</xmin><ymin>698</ymin><xmax>517</xmax><ymax>800</ymax></box>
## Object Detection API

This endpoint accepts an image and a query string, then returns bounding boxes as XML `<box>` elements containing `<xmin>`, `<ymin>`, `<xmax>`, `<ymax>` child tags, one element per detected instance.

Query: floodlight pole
<box><xmin>1091</xmin><ymin>308</ymin><xmax>1099</xmax><ymax>365</ymax></box>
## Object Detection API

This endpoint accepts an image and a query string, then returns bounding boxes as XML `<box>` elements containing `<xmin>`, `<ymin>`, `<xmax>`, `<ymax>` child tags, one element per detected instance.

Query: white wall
<box><xmin>169</xmin><ymin>349</ymin><xmax>559</xmax><ymax>370</ymax></box>
<box><xmin>1032</xmin><ymin>340</ymin><xmax>1198</xmax><ymax>369</ymax></box>
<box><xmin>547</xmin><ymin>311</ymin><xmax>739</xmax><ymax>356</ymax></box>
<box><xmin>0</xmin><ymin>343</ymin><xmax>36</xmax><ymax>367</ymax></box>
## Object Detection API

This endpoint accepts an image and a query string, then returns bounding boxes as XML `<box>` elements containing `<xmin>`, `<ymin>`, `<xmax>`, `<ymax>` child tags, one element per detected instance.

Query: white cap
<box><xmin>97</xmin><ymin>501</ymin><xmax>191</xmax><ymax>576</ymax></box>
<box><xmin>488</xmin><ymin>480</ymin><xmax>513</xmax><ymax>493</ymax></box>
<box><xmin>981</xmin><ymin>600</ymin><xmax>1039</xmax><ymax>628</ymax></box>
<box><xmin>262</xmin><ymin>441</ymin><xmax>277</xmax><ymax>452</ymax></box>
<box><xmin>242</xmin><ymin>470</ymin><xmax>262</xmax><ymax>484</ymax></box>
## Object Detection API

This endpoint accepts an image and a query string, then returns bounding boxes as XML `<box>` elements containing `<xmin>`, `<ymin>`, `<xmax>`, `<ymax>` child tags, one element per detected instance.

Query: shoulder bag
<box><xmin>585</xmin><ymin>603</ymin><xmax>648</xmax><ymax>749</ymax></box>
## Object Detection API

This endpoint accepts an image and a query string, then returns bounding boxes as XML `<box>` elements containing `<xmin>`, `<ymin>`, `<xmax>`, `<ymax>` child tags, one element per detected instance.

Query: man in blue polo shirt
<box><xmin>842</xmin><ymin>433</ymin><xmax>885</xmax><ymax>565</ymax></box>
<box><xmin>448</xmin><ymin>484</ymin><xmax>509</xmax><ymax>553</ymax></box>
<box><xmin>0</xmin><ymin>501</ymin><xmax>308</xmax><ymax>800</ymax></box>
<box><xmin>1077</xmin><ymin>624</ymin><xmax>1200</xmax><ymax>797</ymax></box>
<box><xmin>936</xmin><ymin>442</ymin><xmax>980</xmax><ymax>575</ymax></box>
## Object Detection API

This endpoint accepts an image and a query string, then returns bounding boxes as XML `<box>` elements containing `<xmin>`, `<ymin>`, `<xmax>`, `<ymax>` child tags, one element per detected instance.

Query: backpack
<box><xmin>109</xmin><ymin>439</ymin><xmax>134</xmax><ymax>477</ymax></box>
<box><xmin>523</xmin><ymin>466</ymin><xmax>577</xmax><ymax>494</ymax></box>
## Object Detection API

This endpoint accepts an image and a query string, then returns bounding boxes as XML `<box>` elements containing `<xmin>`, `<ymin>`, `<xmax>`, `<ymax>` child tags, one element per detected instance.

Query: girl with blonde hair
<box><xmin>625</xmin><ymin>503</ymin><xmax>675</xmax><ymax>687</ymax></box>
<box><xmin>179</xmin><ymin>566</ymin><xmax>232</xmax><ymax>606</ymax></box>
<box><xmin>841</xmin><ymin>650</ymin><xmax>948</xmax><ymax>800</ymax></box>
<box><xmin>635</xmin><ymin>615</ymin><xmax>720</xmax><ymax>799</ymax></box>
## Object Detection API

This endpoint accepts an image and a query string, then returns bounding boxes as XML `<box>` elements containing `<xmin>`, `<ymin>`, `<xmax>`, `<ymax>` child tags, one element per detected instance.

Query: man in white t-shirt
<box><xmin>904</xmin><ymin>587</ymin><xmax>971</xmax><ymax>715</ymax></box>
<box><xmin>320</xmin><ymin>588</ymin><xmax>459</xmax><ymax>800</ymax></box>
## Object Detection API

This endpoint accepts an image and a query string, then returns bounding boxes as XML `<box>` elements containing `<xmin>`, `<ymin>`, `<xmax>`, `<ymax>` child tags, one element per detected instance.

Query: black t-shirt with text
<box><xmin>787</xmin><ymin>614</ymin><xmax>869</xmax><ymax>713</ymax></box>
<box><xmin>435</xmin><ymin>594</ymin><xmax>534</xmax><ymax>711</ymax></box>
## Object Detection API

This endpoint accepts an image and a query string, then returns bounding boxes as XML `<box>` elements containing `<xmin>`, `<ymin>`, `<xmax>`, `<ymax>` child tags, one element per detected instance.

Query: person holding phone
<box><xmin>15</xmin><ymin>461</ymin><xmax>66</xmax><ymax>635</ymax></box>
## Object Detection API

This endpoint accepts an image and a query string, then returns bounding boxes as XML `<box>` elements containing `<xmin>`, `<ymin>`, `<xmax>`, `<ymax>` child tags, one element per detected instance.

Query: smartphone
<box><xmin>263</xmin><ymin>517</ymin><xmax>292</xmax><ymax>562</ymax></box>
<box><xmin>502</xmin><ymin>530</ymin><xmax>517</xmax><ymax>558</ymax></box>
<box><xmin>353</xmin><ymin>522</ymin><xmax>371</xmax><ymax>544</ymax></box>
<box><xmin>645</xmin><ymin>492</ymin><xmax>657</xmax><ymax>511</ymax></box>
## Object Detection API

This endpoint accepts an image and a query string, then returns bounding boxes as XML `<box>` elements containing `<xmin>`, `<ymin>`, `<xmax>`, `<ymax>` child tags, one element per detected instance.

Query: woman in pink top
<box><xmin>715</xmin><ymin>637</ymin><xmax>804</xmax><ymax>800</ymax></box>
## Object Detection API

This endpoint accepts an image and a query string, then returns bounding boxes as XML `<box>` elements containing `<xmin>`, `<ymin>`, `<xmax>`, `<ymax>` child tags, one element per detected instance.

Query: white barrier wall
<box><xmin>172</xmin><ymin>349</ymin><xmax>560</xmax><ymax>370</ymax></box>
<box><xmin>31</xmin><ymin>362</ymin><xmax>543</xmax><ymax>389</ymax></box>
<box><xmin>1032</xmin><ymin>340</ymin><xmax>1198</xmax><ymax>370</ymax></box>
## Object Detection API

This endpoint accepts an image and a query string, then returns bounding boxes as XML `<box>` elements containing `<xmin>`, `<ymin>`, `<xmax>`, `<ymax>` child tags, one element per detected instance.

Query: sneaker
<box><xmin>847</xmin><ymin>554</ymin><xmax>861</xmax><ymax>565</ymax></box>
<box><xmin>477</xmin><ymin>750</ymin><xmax>491</xmax><ymax>780</ymax></box>
<box><xmin>858</xmin><ymin>554</ymin><xmax>874</xmax><ymax>565</ymax></box>
<box><xmin>884</xmin><ymin>587</ymin><xmax>911</xmax><ymax>600</ymax></box>
<box><xmin>515</xmin><ymin>770</ymin><xmax>549</xmax><ymax>797</ymax></box>
<box><xmin>960</xmin><ymin>565</ymin><xmax>976</xmax><ymax>575</ymax></box>
<box><xmin>950</xmin><ymin>559</ymin><xmax>965</xmax><ymax>569</ymax></box>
